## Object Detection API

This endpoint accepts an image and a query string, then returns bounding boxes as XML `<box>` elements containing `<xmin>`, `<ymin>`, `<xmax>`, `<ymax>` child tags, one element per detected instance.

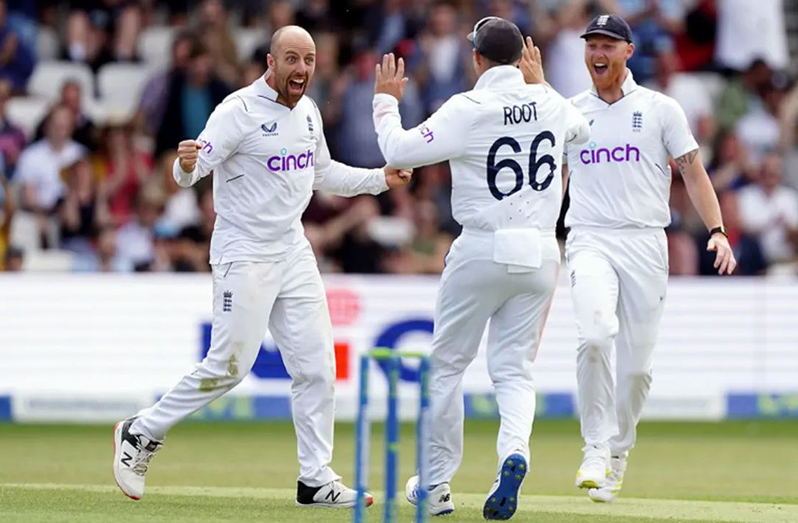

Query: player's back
<box><xmin>448</xmin><ymin>66</ymin><xmax>589</xmax><ymax>233</ymax></box>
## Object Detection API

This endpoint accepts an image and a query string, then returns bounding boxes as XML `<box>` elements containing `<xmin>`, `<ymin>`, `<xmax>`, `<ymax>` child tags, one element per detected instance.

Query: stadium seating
<box><xmin>5</xmin><ymin>96</ymin><xmax>51</xmax><ymax>139</ymax></box>
<box><xmin>97</xmin><ymin>63</ymin><xmax>152</xmax><ymax>122</ymax></box>
<box><xmin>27</xmin><ymin>61</ymin><xmax>95</xmax><ymax>102</ymax></box>
<box><xmin>137</xmin><ymin>26</ymin><xmax>175</xmax><ymax>69</ymax></box>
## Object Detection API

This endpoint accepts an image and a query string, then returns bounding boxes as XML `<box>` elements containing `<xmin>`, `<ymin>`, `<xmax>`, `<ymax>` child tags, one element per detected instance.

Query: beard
<box><xmin>274</xmin><ymin>71</ymin><xmax>309</xmax><ymax>107</ymax></box>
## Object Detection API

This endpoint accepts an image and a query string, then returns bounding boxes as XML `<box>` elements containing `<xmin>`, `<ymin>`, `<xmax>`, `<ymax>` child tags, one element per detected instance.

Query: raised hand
<box><xmin>375</xmin><ymin>53</ymin><xmax>409</xmax><ymax>102</ymax></box>
<box><xmin>177</xmin><ymin>140</ymin><xmax>202</xmax><ymax>172</ymax></box>
<box><xmin>519</xmin><ymin>36</ymin><xmax>546</xmax><ymax>85</ymax></box>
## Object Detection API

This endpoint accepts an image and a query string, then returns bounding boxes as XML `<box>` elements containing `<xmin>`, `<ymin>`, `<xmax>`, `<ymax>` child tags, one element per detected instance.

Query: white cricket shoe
<box><xmin>575</xmin><ymin>445</ymin><xmax>610</xmax><ymax>489</ymax></box>
<box><xmin>483</xmin><ymin>453</ymin><xmax>527</xmax><ymax>520</ymax></box>
<box><xmin>405</xmin><ymin>475</ymin><xmax>454</xmax><ymax>516</ymax></box>
<box><xmin>112</xmin><ymin>417</ymin><xmax>163</xmax><ymax>500</ymax></box>
<box><xmin>295</xmin><ymin>480</ymin><xmax>372</xmax><ymax>508</ymax></box>
<box><xmin>588</xmin><ymin>455</ymin><xmax>627</xmax><ymax>503</ymax></box>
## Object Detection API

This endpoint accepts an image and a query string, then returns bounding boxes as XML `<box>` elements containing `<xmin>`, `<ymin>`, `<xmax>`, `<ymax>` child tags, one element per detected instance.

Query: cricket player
<box><xmin>563</xmin><ymin>15</ymin><xmax>737</xmax><ymax>502</ymax></box>
<box><xmin>373</xmin><ymin>18</ymin><xmax>590</xmax><ymax>519</ymax></box>
<box><xmin>112</xmin><ymin>26</ymin><xmax>411</xmax><ymax>508</ymax></box>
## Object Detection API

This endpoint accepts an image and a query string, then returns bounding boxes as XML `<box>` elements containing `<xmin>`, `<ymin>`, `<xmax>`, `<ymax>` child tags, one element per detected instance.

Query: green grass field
<box><xmin>1</xmin><ymin>420</ymin><xmax>796</xmax><ymax>522</ymax></box>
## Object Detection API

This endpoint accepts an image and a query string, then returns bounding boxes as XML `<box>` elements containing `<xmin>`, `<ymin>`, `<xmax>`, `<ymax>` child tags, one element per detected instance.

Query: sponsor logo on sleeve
<box><xmin>198</xmin><ymin>138</ymin><xmax>213</xmax><ymax>154</ymax></box>
<box><xmin>419</xmin><ymin>124</ymin><xmax>434</xmax><ymax>143</ymax></box>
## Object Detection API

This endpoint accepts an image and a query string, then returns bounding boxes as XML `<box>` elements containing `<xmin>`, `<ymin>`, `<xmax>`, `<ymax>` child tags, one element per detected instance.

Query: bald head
<box><xmin>266</xmin><ymin>25</ymin><xmax>316</xmax><ymax>108</ymax></box>
<box><xmin>270</xmin><ymin>25</ymin><xmax>314</xmax><ymax>58</ymax></box>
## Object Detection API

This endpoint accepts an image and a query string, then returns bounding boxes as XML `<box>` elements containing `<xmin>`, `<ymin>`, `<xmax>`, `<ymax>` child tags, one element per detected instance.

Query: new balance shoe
<box><xmin>112</xmin><ymin>417</ymin><xmax>163</xmax><ymax>500</ymax></box>
<box><xmin>296</xmin><ymin>480</ymin><xmax>371</xmax><ymax>508</ymax></box>
<box><xmin>575</xmin><ymin>445</ymin><xmax>610</xmax><ymax>489</ymax></box>
<box><xmin>405</xmin><ymin>475</ymin><xmax>454</xmax><ymax>516</ymax></box>
<box><xmin>588</xmin><ymin>455</ymin><xmax>627</xmax><ymax>503</ymax></box>
<box><xmin>483</xmin><ymin>453</ymin><xmax>527</xmax><ymax>520</ymax></box>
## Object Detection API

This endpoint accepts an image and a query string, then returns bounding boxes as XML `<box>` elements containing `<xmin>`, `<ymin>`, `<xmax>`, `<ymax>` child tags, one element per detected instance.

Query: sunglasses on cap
<box><xmin>468</xmin><ymin>16</ymin><xmax>501</xmax><ymax>49</ymax></box>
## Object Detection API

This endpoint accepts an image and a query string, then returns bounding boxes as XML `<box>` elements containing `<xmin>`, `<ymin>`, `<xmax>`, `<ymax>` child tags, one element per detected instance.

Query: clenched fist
<box><xmin>178</xmin><ymin>140</ymin><xmax>202</xmax><ymax>173</ymax></box>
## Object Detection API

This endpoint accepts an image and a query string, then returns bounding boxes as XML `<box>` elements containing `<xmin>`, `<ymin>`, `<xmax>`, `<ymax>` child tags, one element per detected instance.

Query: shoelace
<box><xmin>130</xmin><ymin>440</ymin><xmax>159</xmax><ymax>475</ymax></box>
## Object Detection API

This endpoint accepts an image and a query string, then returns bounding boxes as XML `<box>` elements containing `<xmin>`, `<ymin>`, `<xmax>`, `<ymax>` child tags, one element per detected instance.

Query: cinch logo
<box><xmin>580</xmin><ymin>142</ymin><xmax>640</xmax><ymax>164</ymax></box>
<box><xmin>198</xmin><ymin>138</ymin><xmax>213</xmax><ymax>154</ymax></box>
<box><xmin>267</xmin><ymin>148</ymin><xmax>314</xmax><ymax>172</ymax></box>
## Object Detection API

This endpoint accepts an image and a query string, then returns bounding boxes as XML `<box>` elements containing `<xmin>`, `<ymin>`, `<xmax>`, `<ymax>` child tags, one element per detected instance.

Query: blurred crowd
<box><xmin>0</xmin><ymin>0</ymin><xmax>797</xmax><ymax>276</ymax></box>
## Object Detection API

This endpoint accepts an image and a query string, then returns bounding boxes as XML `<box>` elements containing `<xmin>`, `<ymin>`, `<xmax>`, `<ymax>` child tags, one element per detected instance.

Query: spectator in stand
<box><xmin>196</xmin><ymin>0</ymin><xmax>239</xmax><ymax>88</ymax></box>
<box><xmin>0</xmin><ymin>0</ymin><xmax>34</xmax><ymax>92</ymax></box>
<box><xmin>296</xmin><ymin>0</ymin><xmax>334</xmax><ymax>33</ymax></box>
<box><xmin>646</xmin><ymin>48</ymin><xmax>716</xmax><ymax>159</ymax></box>
<box><xmin>62</xmin><ymin>4</ymin><xmax>113</xmax><ymax>72</ymax></box>
<box><xmin>735</xmin><ymin>79</ymin><xmax>788</xmax><ymax>164</ymax></box>
<box><xmin>333</xmin><ymin>46</ymin><xmax>423</xmax><ymax>167</ymax></box>
<box><xmin>171</xmin><ymin>187</ymin><xmax>213</xmax><ymax>272</ymax></box>
<box><xmin>111</xmin><ymin>2</ymin><xmax>143</xmax><ymax>63</ymax></box>
<box><xmin>73</xmin><ymin>224</ymin><xmax>132</xmax><ymax>272</ymax></box>
<box><xmin>365</xmin><ymin>0</ymin><xmax>418</xmax><ymax>55</ymax></box>
<box><xmin>115</xmin><ymin>183</ymin><xmax>164</xmax><ymax>271</ymax></box>
<box><xmin>737</xmin><ymin>154</ymin><xmax>798</xmax><ymax>267</ymax></box>
<box><xmin>416</xmin><ymin>1</ymin><xmax>470</xmax><ymax>112</ymax></box>
<box><xmin>708</xmin><ymin>132</ymin><xmax>754</xmax><ymax>191</ymax></box>
<box><xmin>674</xmin><ymin>0</ymin><xmax>716</xmax><ymax>72</ymax></box>
<box><xmin>716</xmin><ymin>59</ymin><xmax>773</xmax><ymax>133</ymax></box>
<box><xmin>545</xmin><ymin>1</ymin><xmax>592</xmax><ymax>99</ymax></box>
<box><xmin>57</xmin><ymin>157</ymin><xmax>108</xmax><ymax>254</ymax></box>
<box><xmin>14</xmin><ymin>105</ymin><xmax>85</xmax><ymax>217</ymax></box>
<box><xmin>92</xmin><ymin>121</ymin><xmax>154</xmax><ymax>226</ymax></box>
<box><xmin>715</xmin><ymin>0</ymin><xmax>788</xmax><ymax>72</ymax></box>
<box><xmin>154</xmin><ymin>38</ymin><xmax>230</xmax><ymax>158</ymax></box>
<box><xmin>268</xmin><ymin>0</ymin><xmax>296</xmax><ymax>32</ymax></box>
<box><xmin>35</xmin><ymin>79</ymin><xmax>97</xmax><ymax>150</ymax></box>
<box><xmin>389</xmin><ymin>199</ymin><xmax>452</xmax><ymax>274</ymax></box>
<box><xmin>3</xmin><ymin>243</ymin><xmax>21</xmax><ymax>270</ymax></box>
<box><xmin>698</xmin><ymin>191</ymin><xmax>766</xmax><ymax>276</ymax></box>
<box><xmin>158</xmin><ymin>151</ymin><xmax>200</xmax><ymax>234</ymax></box>
<box><xmin>136</xmin><ymin>30</ymin><xmax>196</xmax><ymax>137</ymax></box>
<box><xmin>0</xmin><ymin>78</ymin><xmax>26</xmax><ymax>175</ymax></box>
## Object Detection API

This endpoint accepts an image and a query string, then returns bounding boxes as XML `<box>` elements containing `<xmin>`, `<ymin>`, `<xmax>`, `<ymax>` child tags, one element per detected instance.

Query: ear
<box><xmin>472</xmin><ymin>49</ymin><xmax>482</xmax><ymax>66</ymax></box>
<box><xmin>626</xmin><ymin>42</ymin><xmax>635</xmax><ymax>60</ymax></box>
<box><xmin>267</xmin><ymin>53</ymin><xmax>275</xmax><ymax>69</ymax></box>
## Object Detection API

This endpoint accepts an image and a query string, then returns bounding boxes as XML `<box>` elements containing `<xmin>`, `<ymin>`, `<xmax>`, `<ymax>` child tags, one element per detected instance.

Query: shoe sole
<box><xmin>576</xmin><ymin>468</ymin><xmax>610</xmax><ymax>489</ymax></box>
<box><xmin>482</xmin><ymin>453</ymin><xmax>526</xmax><ymax>520</ymax></box>
<box><xmin>294</xmin><ymin>495</ymin><xmax>373</xmax><ymax>509</ymax></box>
<box><xmin>112</xmin><ymin>421</ymin><xmax>140</xmax><ymax>501</ymax></box>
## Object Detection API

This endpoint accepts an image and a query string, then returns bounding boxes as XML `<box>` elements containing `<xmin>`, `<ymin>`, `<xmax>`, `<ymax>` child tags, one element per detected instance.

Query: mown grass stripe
<box><xmin>2</xmin><ymin>483</ymin><xmax>797</xmax><ymax>523</ymax></box>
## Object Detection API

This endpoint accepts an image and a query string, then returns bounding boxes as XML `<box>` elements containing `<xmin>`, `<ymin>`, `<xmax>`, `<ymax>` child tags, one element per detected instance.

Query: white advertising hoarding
<box><xmin>0</xmin><ymin>274</ymin><xmax>796</xmax><ymax>422</ymax></box>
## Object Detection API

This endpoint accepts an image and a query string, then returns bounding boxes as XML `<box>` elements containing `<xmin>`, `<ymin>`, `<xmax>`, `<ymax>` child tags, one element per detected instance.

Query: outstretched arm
<box><xmin>676</xmin><ymin>149</ymin><xmax>737</xmax><ymax>275</ymax></box>
<box><xmin>313</xmin><ymin>105</ymin><xmax>411</xmax><ymax>195</ymax></box>
<box><xmin>373</xmin><ymin>53</ymin><xmax>467</xmax><ymax>169</ymax></box>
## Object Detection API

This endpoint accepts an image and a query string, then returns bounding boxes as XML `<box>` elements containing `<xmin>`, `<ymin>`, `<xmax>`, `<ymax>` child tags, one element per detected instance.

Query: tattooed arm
<box><xmin>676</xmin><ymin>148</ymin><xmax>737</xmax><ymax>275</ymax></box>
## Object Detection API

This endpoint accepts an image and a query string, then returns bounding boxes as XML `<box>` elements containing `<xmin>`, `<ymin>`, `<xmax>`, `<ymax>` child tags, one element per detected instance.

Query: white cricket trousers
<box><xmin>428</xmin><ymin>229</ymin><xmax>560</xmax><ymax>486</ymax></box>
<box><xmin>131</xmin><ymin>243</ymin><xmax>339</xmax><ymax>487</ymax></box>
<box><xmin>566</xmin><ymin>227</ymin><xmax>668</xmax><ymax>456</ymax></box>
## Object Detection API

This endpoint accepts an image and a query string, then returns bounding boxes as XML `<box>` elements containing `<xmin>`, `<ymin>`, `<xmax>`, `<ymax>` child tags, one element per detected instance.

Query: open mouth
<box><xmin>593</xmin><ymin>63</ymin><xmax>608</xmax><ymax>75</ymax></box>
<box><xmin>288</xmin><ymin>78</ymin><xmax>306</xmax><ymax>94</ymax></box>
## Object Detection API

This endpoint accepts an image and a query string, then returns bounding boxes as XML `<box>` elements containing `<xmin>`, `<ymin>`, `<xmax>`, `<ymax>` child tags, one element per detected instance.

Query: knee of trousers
<box><xmin>617</xmin><ymin>368</ymin><xmax>654</xmax><ymax>387</ymax></box>
<box><xmin>578</xmin><ymin>322</ymin><xmax>616</xmax><ymax>355</ymax></box>
<box><xmin>291</xmin><ymin>358</ymin><xmax>335</xmax><ymax>389</ymax></box>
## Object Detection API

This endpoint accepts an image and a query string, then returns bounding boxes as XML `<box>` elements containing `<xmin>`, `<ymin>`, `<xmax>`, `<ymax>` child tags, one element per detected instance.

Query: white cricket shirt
<box><xmin>565</xmin><ymin>70</ymin><xmax>699</xmax><ymax>229</ymax></box>
<box><xmin>373</xmin><ymin>65</ymin><xmax>590</xmax><ymax>234</ymax></box>
<box><xmin>173</xmin><ymin>74</ymin><xmax>388</xmax><ymax>264</ymax></box>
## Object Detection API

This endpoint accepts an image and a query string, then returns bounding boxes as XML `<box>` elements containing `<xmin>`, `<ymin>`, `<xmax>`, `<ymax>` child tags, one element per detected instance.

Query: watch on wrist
<box><xmin>709</xmin><ymin>226</ymin><xmax>727</xmax><ymax>238</ymax></box>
